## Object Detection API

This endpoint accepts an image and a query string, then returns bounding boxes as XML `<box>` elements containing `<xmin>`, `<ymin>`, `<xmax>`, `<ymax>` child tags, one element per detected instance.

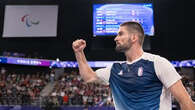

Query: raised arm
<box><xmin>170</xmin><ymin>80</ymin><xmax>195</xmax><ymax>110</ymax></box>
<box><xmin>72</xmin><ymin>39</ymin><xmax>99</xmax><ymax>83</ymax></box>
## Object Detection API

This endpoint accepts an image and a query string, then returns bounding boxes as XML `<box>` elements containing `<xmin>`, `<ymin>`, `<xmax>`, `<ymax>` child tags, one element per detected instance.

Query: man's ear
<box><xmin>130</xmin><ymin>33</ymin><xmax>138</xmax><ymax>43</ymax></box>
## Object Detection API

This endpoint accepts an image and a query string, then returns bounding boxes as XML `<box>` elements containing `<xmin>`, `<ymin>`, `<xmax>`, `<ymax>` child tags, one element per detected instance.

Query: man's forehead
<box><xmin>118</xmin><ymin>26</ymin><xmax>128</xmax><ymax>33</ymax></box>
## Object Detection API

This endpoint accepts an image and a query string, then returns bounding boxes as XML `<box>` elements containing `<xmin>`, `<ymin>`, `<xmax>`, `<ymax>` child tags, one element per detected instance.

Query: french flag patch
<box><xmin>138</xmin><ymin>67</ymin><xmax>143</xmax><ymax>77</ymax></box>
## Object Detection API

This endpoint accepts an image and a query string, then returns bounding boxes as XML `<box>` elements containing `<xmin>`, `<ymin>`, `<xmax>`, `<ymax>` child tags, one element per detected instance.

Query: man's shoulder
<box><xmin>143</xmin><ymin>52</ymin><xmax>168</xmax><ymax>63</ymax></box>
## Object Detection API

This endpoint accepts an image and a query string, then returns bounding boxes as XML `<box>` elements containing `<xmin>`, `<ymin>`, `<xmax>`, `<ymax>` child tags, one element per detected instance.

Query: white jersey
<box><xmin>96</xmin><ymin>52</ymin><xmax>181</xmax><ymax>110</ymax></box>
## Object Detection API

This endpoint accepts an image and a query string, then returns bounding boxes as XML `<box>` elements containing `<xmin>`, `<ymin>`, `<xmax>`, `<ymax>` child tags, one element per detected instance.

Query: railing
<box><xmin>0</xmin><ymin>106</ymin><xmax>115</xmax><ymax>110</ymax></box>
<box><xmin>0</xmin><ymin>96</ymin><xmax>184</xmax><ymax>110</ymax></box>
<box><xmin>0</xmin><ymin>96</ymin><xmax>113</xmax><ymax>107</ymax></box>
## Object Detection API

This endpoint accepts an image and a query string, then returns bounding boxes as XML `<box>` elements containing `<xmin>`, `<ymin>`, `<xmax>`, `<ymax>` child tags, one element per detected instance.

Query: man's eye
<box><xmin>118</xmin><ymin>32</ymin><xmax>122</xmax><ymax>36</ymax></box>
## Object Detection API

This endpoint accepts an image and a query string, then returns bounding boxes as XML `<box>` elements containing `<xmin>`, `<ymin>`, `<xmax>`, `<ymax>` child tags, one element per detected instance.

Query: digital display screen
<box><xmin>93</xmin><ymin>3</ymin><xmax>154</xmax><ymax>37</ymax></box>
<box><xmin>0</xmin><ymin>56</ymin><xmax>194</xmax><ymax>68</ymax></box>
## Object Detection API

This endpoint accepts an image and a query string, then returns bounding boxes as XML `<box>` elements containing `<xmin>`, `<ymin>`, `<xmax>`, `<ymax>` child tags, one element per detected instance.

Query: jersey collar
<box><xmin>126</xmin><ymin>52</ymin><xmax>145</xmax><ymax>65</ymax></box>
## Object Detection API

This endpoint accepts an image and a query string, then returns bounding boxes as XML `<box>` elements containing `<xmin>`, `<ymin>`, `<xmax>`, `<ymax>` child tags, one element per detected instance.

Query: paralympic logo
<box><xmin>21</xmin><ymin>14</ymin><xmax>40</xmax><ymax>27</ymax></box>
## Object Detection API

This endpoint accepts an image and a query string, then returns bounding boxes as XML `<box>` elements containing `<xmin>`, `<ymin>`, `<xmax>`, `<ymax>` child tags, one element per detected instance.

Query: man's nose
<box><xmin>114</xmin><ymin>36</ymin><xmax>118</xmax><ymax>41</ymax></box>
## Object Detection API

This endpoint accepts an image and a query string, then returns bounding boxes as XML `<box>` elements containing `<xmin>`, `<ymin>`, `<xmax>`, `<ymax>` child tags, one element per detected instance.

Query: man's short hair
<box><xmin>120</xmin><ymin>21</ymin><xmax>145</xmax><ymax>46</ymax></box>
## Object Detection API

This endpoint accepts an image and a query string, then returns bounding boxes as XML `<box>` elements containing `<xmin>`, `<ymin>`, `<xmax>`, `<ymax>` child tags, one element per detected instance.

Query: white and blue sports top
<box><xmin>96</xmin><ymin>52</ymin><xmax>181</xmax><ymax>110</ymax></box>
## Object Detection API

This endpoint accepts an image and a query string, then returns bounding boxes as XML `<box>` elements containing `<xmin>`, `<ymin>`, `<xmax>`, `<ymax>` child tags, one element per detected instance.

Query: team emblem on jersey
<box><xmin>138</xmin><ymin>67</ymin><xmax>143</xmax><ymax>76</ymax></box>
<box><xmin>118</xmin><ymin>70</ymin><xmax>123</xmax><ymax>75</ymax></box>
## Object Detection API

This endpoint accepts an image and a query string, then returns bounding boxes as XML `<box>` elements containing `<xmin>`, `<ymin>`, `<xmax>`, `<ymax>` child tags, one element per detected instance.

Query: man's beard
<box><xmin>115</xmin><ymin>40</ymin><xmax>132</xmax><ymax>52</ymax></box>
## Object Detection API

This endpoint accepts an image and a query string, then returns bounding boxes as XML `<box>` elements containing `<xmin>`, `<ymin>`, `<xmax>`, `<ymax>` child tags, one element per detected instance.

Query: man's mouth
<box><xmin>116</xmin><ymin>42</ymin><xmax>120</xmax><ymax>45</ymax></box>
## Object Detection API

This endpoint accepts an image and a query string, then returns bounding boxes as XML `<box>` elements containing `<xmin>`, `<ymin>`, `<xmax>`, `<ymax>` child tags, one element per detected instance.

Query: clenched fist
<box><xmin>72</xmin><ymin>39</ymin><xmax>86</xmax><ymax>53</ymax></box>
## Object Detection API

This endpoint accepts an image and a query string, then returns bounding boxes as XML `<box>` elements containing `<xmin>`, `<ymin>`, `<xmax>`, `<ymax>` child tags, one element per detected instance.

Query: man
<box><xmin>72</xmin><ymin>21</ymin><xmax>195</xmax><ymax>110</ymax></box>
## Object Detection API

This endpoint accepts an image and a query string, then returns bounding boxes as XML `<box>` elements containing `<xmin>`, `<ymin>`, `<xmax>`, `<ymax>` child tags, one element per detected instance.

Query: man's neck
<box><xmin>125</xmin><ymin>45</ymin><xmax>144</xmax><ymax>62</ymax></box>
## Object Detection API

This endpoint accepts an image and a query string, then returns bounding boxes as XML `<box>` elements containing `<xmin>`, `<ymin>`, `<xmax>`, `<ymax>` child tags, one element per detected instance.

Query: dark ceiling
<box><xmin>0</xmin><ymin>0</ymin><xmax>194</xmax><ymax>61</ymax></box>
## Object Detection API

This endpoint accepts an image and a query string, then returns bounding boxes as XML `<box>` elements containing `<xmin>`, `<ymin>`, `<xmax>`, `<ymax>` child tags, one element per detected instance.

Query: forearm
<box><xmin>180</xmin><ymin>100</ymin><xmax>195</xmax><ymax>110</ymax></box>
<box><xmin>75</xmin><ymin>51</ymin><xmax>97</xmax><ymax>83</ymax></box>
<box><xmin>178</xmin><ymin>94</ymin><xmax>195</xmax><ymax>110</ymax></box>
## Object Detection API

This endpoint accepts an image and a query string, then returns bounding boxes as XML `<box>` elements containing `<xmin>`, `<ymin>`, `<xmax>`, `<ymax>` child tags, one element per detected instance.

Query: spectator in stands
<box><xmin>0</xmin><ymin>70</ymin><xmax>49</xmax><ymax>105</ymax></box>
